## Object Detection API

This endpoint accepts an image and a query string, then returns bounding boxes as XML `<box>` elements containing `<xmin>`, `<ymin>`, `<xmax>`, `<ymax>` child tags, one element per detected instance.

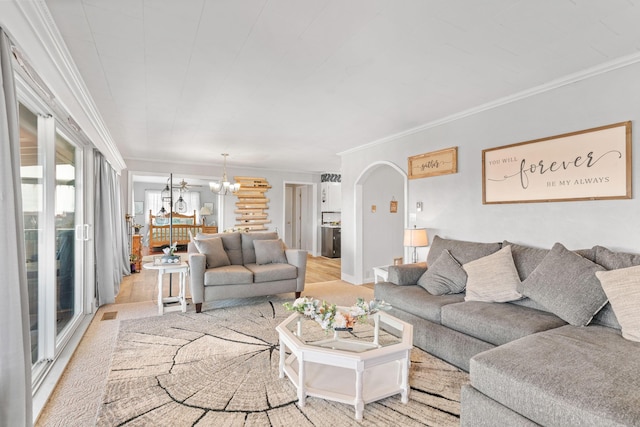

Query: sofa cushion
<box><xmin>594</xmin><ymin>245</ymin><xmax>640</xmax><ymax>269</ymax></box>
<box><xmin>204</xmin><ymin>265</ymin><xmax>253</xmax><ymax>286</ymax></box>
<box><xmin>253</xmin><ymin>239</ymin><xmax>288</xmax><ymax>265</ymax></box>
<box><xmin>388</xmin><ymin>263</ymin><xmax>427</xmax><ymax>286</ymax></box>
<box><xmin>417</xmin><ymin>249</ymin><xmax>467</xmax><ymax>295</ymax></box>
<box><xmin>427</xmin><ymin>235</ymin><xmax>501</xmax><ymax>267</ymax></box>
<box><xmin>193</xmin><ymin>237</ymin><xmax>231</xmax><ymax>269</ymax></box>
<box><xmin>596</xmin><ymin>266</ymin><xmax>640</xmax><ymax>342</ymax></box>
<box><xmin>245</xmin><ymin>263</ymin><xmax>297</xmax><ymax>283</ymax></box>
<box><xmin>241</xmin><ymin>232</ymin><xmax>279</xmax><ymax>264</ymax></box>
<box><xmin>502</xmin><ymin>241</ymin><xmax>549</xmax><ymax>281</ymax></box>
<box><xmin>374</xmin><ymin>281</ymin><xmax>465</xmax><ymax>323</ymax></box>
<box><xmin>463</xmin><ymin>246</ymin><xmax>522</xmax><ymax>303</ymax></box>
<box><xmin>441</xmin><ymin>301</ymin><xmax>566</xmax><ymax>346</ymax></box>
<box><xmin>470</xmin><ymin>325</ymin><xmax>640</xmax><ymax>426</ymax></box>
<box><xmin>196</xmin><ymin>232</ymin><xmax>243</xmax><ymax>265</ymax></box>
<box><xmin>520</xmin><ymin>242</ymin><xmax>607</xmax><ymax>326</ymax></box>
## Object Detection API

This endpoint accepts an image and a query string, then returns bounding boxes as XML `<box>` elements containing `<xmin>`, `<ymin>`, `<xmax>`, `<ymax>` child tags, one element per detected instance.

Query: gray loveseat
<box><xmin>188</xmin><ymin>231</ymin><xmax>307</xmax><ymax>313</ymax></box>
<box><xmin>375</xmin><ymin>235</ymin><xmax>640</xmax><ymax>426</ymax></box>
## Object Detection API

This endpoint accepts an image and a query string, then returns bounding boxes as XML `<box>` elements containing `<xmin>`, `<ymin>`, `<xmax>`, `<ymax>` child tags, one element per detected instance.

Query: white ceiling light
<box><xmin>209</xmin><ymin>153</ymin><xmax>241</xmax><ymax>196</ymax></box>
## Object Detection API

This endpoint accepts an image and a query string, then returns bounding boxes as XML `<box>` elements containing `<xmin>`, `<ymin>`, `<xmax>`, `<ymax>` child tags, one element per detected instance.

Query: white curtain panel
<box><xmin>0</xmin><ymin>29</ymin><xmax>33</xmax><ymax>426</ymax></box>
<box><xmin>94</xmin><ymin>152</ymin><xmax>128</xmax><ymax>305</ymax></box>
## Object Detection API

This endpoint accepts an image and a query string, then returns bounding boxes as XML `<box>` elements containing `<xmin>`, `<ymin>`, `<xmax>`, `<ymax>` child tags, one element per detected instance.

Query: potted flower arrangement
<box><xmin>161</xmin><ymin>242</ymin><xmax>179</xmax><ymax>263</ymax></box>
<box><xmin>129</xmin><ymin>253</ymin><xmax>139</xmax><ymax>272</ymax></box>
<box><xmin>132</xmin><ymin>223</ymin><xmax>143</xmax><ymax>234</ymax></box>
<box><xmin>284</xmin><ymin>297</ymin><xmax>391</xmax><ymax>332</ymax></box>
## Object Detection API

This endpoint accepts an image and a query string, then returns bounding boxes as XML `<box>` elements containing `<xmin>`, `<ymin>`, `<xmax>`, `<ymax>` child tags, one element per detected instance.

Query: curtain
<box><xmin>0</xmin><ymin>29</ymin><xmax>33</xmax><ymax>426</ymax></box>
<box><xmin>94</xmin><ymin>151</ymin><xmax>128</xmax><ymax>305</ymax></box>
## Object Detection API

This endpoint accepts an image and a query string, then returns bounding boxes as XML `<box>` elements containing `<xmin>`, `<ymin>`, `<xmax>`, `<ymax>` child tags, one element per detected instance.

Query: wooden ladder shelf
<box><xmin>234</xmin><ymin>176</ymin><xmax>271</xmax><ymax>231</ymax></box>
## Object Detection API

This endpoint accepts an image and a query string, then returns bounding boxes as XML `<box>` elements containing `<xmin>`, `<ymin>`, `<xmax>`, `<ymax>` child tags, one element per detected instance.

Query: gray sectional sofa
<box><xmin>374</xmin><ymin>235</ymin><xmax>640</xmax><ymax>426</ymax></box>
<box><xmin>188</xmin><ymin>231</ymin><xmax>307</xmax><ymax>313</ymax></box>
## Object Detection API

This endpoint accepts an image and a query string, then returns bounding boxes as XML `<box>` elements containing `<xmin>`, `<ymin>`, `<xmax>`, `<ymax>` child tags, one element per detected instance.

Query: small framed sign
<box><xmin>409</xmin><ymin>147</ymin><xmax>458</xmax><ymax>179</ymax></box>
<box><xmin>390</xmin><ymin>199</ymin><xmax>398</xmax><ymax>213</ymax></box>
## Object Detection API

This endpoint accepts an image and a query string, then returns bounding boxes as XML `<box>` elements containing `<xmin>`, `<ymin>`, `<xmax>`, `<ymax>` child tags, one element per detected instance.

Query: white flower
<box><xmin>333</xmin><ymin>312</ymin><xmax>347</xmax><ymax>329</ymax></box>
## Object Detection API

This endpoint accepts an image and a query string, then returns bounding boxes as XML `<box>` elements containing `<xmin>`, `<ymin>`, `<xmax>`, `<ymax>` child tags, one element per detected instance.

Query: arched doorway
<box><xmin>354</xmin><ymin>161</ymin><xmax>407</xmax><ymax>284</ymax></box>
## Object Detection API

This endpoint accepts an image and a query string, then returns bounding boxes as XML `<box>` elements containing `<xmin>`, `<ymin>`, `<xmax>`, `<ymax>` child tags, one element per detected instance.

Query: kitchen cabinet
<box><xmin>322</xmin><ymin>227</ymin><xmax>341</xmax><ymax>258</ymax></box>
<box><xmin>321</xmin><ymin>182</ymin><xmax>342</xmax><ymax>212</ymax></box>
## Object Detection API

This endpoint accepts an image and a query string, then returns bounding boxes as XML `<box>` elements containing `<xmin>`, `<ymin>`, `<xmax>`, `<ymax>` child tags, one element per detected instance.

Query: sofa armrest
<box><xmin>285</xmin><ymin>249</ymin><xmax>308</xmax><ymax>292</ymax></box>
<box><xmin>189</xmin><ymin>253</ymin><xmax>206</xmax><ymax>304</ymax></box>
<box><xmin>387</xmin><ymin>262</ymin><xmax>427</xmax><ymax>286</ymax></box>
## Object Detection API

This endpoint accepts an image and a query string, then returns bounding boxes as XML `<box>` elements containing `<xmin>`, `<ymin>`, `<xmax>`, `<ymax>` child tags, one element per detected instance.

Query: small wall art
<box><xmin>408</xmin><ymin>147</ymin><xmax>458</xmax><ymax>179</ymax></box>
<box><xmin>482</xmin><ymin>121</ymin><xmax>631</xmax><ymax>204</ymax></box>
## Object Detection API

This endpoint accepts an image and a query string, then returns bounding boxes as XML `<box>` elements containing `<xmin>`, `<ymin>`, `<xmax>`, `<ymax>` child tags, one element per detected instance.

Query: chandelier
<box><xmin>209</xmin><ymin>153</ymin><xmax>241</xmax><ymax>195</ymax></box>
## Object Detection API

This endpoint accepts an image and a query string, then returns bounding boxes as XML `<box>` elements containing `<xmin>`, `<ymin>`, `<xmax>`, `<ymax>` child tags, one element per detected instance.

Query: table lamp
<box><xmin>404</xmin><ymin>226</ymin><xmax>428</xmax><ymax>263</ymax></box>
<box><xmin>199</xmin><ymin>206</ymin><xmax>212</xmax><ymax>225</ymax></box>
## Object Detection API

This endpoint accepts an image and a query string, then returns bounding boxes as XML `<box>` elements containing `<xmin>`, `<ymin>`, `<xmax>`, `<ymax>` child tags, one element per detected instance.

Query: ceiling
<box><xmin>45</xmin><ymin>0</ymin><xmax>640</xmax><ymax>173</ymax></box>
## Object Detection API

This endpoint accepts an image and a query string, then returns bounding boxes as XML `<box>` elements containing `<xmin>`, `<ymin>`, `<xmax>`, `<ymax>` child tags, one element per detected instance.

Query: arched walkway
<box><xmin>354</xmin><ymin>161</ymin><xmax>408</xmax><ymax>284</ymax></box>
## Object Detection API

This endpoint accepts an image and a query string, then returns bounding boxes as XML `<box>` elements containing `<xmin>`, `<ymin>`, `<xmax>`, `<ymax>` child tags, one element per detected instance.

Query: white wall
<box><xmin>341</xmin><ymin>61</ymin><xmax>640</xmax><ymax>282</ymax></box>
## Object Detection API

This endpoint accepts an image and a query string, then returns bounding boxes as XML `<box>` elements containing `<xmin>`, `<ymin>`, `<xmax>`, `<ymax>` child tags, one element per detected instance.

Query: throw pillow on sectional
<box><xmin>502</xmin><ymin>241</ymin><xmax>549</xmax><ymax>281</ymax></box>
<box><xmin>463</xmin><ymin>245</ymin><xmax>522</xmax><ymax>303</ymax></box>
<box><xmin>520</xmin><ymin>242</ymin><xmax>607</xmax><ymax>326</ymax></box>
<box><xmin>417</xmin><ymin>249</ymin><xmax>467</xmax><ymax>295</ymax></box>
<box><xmin>427</xmin><ymin>235</ymin><xmax>501</xmax><ymax>267</ymax></box>
<box><xmin>194</xmin><ymin>236</ymin><xmax>231</xmax><ymax>268</ymax></box>
<box><xmin>596</xmin><ymin>266</ymin><xmax>640</xmax><ymax>342</ymax></box>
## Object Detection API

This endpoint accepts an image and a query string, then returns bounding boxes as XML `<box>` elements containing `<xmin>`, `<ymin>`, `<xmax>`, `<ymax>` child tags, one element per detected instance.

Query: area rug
<box><xmin>96</xmin><ymin>298</ymin><xmax>468</xmax><ymax>426</ymax></box>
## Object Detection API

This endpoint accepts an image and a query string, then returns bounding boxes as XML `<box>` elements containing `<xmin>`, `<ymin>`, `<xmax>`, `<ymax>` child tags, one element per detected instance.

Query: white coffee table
<box><xmin>276</xmin><ymin>310</ymin><xmax>413</xmax><ymax>421</ymax></box>
<box><xmin>143</xmin><ymin>262</ymin><xmax>188</xmax><ymax>315</ymax></box>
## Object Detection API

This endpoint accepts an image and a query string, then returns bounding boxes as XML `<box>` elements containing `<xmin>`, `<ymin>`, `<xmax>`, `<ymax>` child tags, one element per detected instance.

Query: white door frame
<box><xmin>282</xmin><ymin>181</ymin><xmax>318</xmax><ymax>256</ymax></box>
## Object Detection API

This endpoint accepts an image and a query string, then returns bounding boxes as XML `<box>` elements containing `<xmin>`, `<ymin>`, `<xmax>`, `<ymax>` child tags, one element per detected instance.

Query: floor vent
<box><xmin>101</xmin><ymin>311</ymin><xmax>117</xmax><ymax>321</ymax></box>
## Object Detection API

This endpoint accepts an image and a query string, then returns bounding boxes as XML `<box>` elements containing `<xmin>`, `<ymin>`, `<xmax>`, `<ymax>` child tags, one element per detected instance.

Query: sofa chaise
<box><xmin>188</xmin><ymin>231</ymin><xmax>307</xmax><ymax>313</ymax></box>
<box><xmin>375</xmin><ymin>235</ymin><xmax>640</xmax><ymax>426</ymax></box>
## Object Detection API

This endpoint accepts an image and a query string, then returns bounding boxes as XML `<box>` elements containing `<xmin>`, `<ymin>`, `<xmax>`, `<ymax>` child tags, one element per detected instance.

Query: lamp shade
<box><xmin>403</xmin><ymin>228</ymin><xmax>428</xmax><ymax>247</ymax></box>
<box><xmin>199</xmin><ymin>206</ymin><xmax>212</xmax><ymax>215</ymax></box>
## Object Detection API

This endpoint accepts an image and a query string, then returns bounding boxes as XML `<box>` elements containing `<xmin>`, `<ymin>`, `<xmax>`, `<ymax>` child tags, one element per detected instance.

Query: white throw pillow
<box><xmin>463</xmin><ymin>245</ymin><xmax>522</xmax><ymax>303</ymax></box>
<box><xmin>596</xmin><ymin>266</ymin><xmax>640</xmax><ymax>342</ymax></box>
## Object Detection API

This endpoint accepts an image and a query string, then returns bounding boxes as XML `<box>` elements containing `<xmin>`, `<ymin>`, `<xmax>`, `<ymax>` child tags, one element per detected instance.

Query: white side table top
<box><xmin>373</xmin><ymin>265</ymin><xmax>391</xmax><ymax>284</ymax></box>
<box><xmin>143</xmin><ymin>261</ymin><xmax>189</xmax><ymax>271</ymax></box>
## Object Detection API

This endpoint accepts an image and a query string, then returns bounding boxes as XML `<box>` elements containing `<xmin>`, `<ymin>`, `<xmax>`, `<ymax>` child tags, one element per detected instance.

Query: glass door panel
<box><xmin>55</xmin><ymin>133</ymin><xmax>78</xmax><ymax>335</ymax></box>
<box><xmin>18</xmin><ymin>103</ymin><xmax>43</xmax><ymax>366</ymax></box>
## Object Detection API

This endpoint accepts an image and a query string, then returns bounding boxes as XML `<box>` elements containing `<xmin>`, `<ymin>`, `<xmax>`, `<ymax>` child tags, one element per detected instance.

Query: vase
<box><xmin>161</xmin><ymin>255</ymin><xmax>180</xmax><ymax>264</ymax></box>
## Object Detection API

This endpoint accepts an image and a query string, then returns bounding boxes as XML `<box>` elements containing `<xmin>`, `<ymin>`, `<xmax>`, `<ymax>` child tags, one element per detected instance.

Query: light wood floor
<box><xmin>116</xmin><ymin>255</ymin><xmax>343</xmax><ymax>304</ymax></box>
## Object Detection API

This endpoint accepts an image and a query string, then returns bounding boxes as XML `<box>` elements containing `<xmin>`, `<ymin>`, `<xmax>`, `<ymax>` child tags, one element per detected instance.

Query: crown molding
<box><xmin>339</xmin><ymin>51</ymin><xmax>640</xmax><ymax>157</ymax></box>
<box><xmin>14</xmin><ymin>0</ymin><xmax>126</xmax><ymax>172</ymax></box>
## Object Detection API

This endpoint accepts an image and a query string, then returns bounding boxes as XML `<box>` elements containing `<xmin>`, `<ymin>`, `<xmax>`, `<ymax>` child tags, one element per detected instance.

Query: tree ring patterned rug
<box><xmin>96</xmin><ymin>299</ymin><xmax>468</xmax><ymax>426</ymax></box>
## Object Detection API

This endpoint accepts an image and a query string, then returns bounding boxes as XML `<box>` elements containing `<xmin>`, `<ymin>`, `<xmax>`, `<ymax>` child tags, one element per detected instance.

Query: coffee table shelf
<box><xmin>277</xmin><ymin>311</ymin><xmax>413</xmax><ymax>421</ymax></box>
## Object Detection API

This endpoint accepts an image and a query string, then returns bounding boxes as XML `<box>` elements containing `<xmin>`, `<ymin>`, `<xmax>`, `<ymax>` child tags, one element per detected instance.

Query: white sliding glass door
<box><xmin>19</xmin><ymin>102</ymin><xmax>87</xmax><ymax>385</ymax></box>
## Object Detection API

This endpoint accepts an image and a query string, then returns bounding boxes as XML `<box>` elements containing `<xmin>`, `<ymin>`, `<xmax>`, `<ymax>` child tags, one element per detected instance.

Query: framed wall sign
<box><xmin>408</xmin><ymin>147</ymin><xmax>458</xmax><ymax>179</ymax></box>
<box><xmin>482</xmin><ymin>121</ymin><xmax>631</xmax><ymax>204</ymax></box>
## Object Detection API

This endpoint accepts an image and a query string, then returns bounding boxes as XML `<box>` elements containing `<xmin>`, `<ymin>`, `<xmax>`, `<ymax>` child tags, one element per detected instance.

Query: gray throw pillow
<box><xmin>194</xmin><ymin>237</ymin><xmax>231</xmax><ymax>269</ymax></box>
<box><xmin>417</xmin><ymin>250</ymin><xmax>467</xmax><ymax>295</ymax></box>
<box><xmin>502</xmin><ymin>241</ymin><xmax>549</xmax><ymax>281</ymax></box>
<box><xmin>195</xmin><ymin>232</ymin><xmax>243</xmax><ymax>265</ymax></box>
<box><xmin>596</xmin><ymin>266</ymin><xmax>640</xmax><ymax>342</ymax></box>
<box><xmin>520</xmin><ymin>242</ymin><xmax>607</xmax><ymax>326</ymax></box>
<box><xmin>463</xmin><ymin>245</ymin><xmax>522</xmax><ymax>303</ymax></box>
<box><xmin>242</xmin><ymin>232</ymin><xmax>279</xmax><ymax>264</ymax></box>
<box><xmin>427</xmin><ymin>235</ymin><xmax>501</xmax><ymax>267</ymax></box>
<box><xmin>253</xmin><ymin>239</ymin><xmax>288</xmax><ymax>265</ymax></box>
<box><xmin>594</xmin><ymin>245</ymin><xmax>640</xmax><ymax>270</ymax></box>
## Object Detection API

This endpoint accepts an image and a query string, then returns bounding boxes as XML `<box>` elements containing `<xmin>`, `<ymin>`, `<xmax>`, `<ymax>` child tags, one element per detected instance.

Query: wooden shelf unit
<box><xmin>234</xmin><ymin>176</ymin><xmax>271</xmax><ymax>231</ymax></box>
